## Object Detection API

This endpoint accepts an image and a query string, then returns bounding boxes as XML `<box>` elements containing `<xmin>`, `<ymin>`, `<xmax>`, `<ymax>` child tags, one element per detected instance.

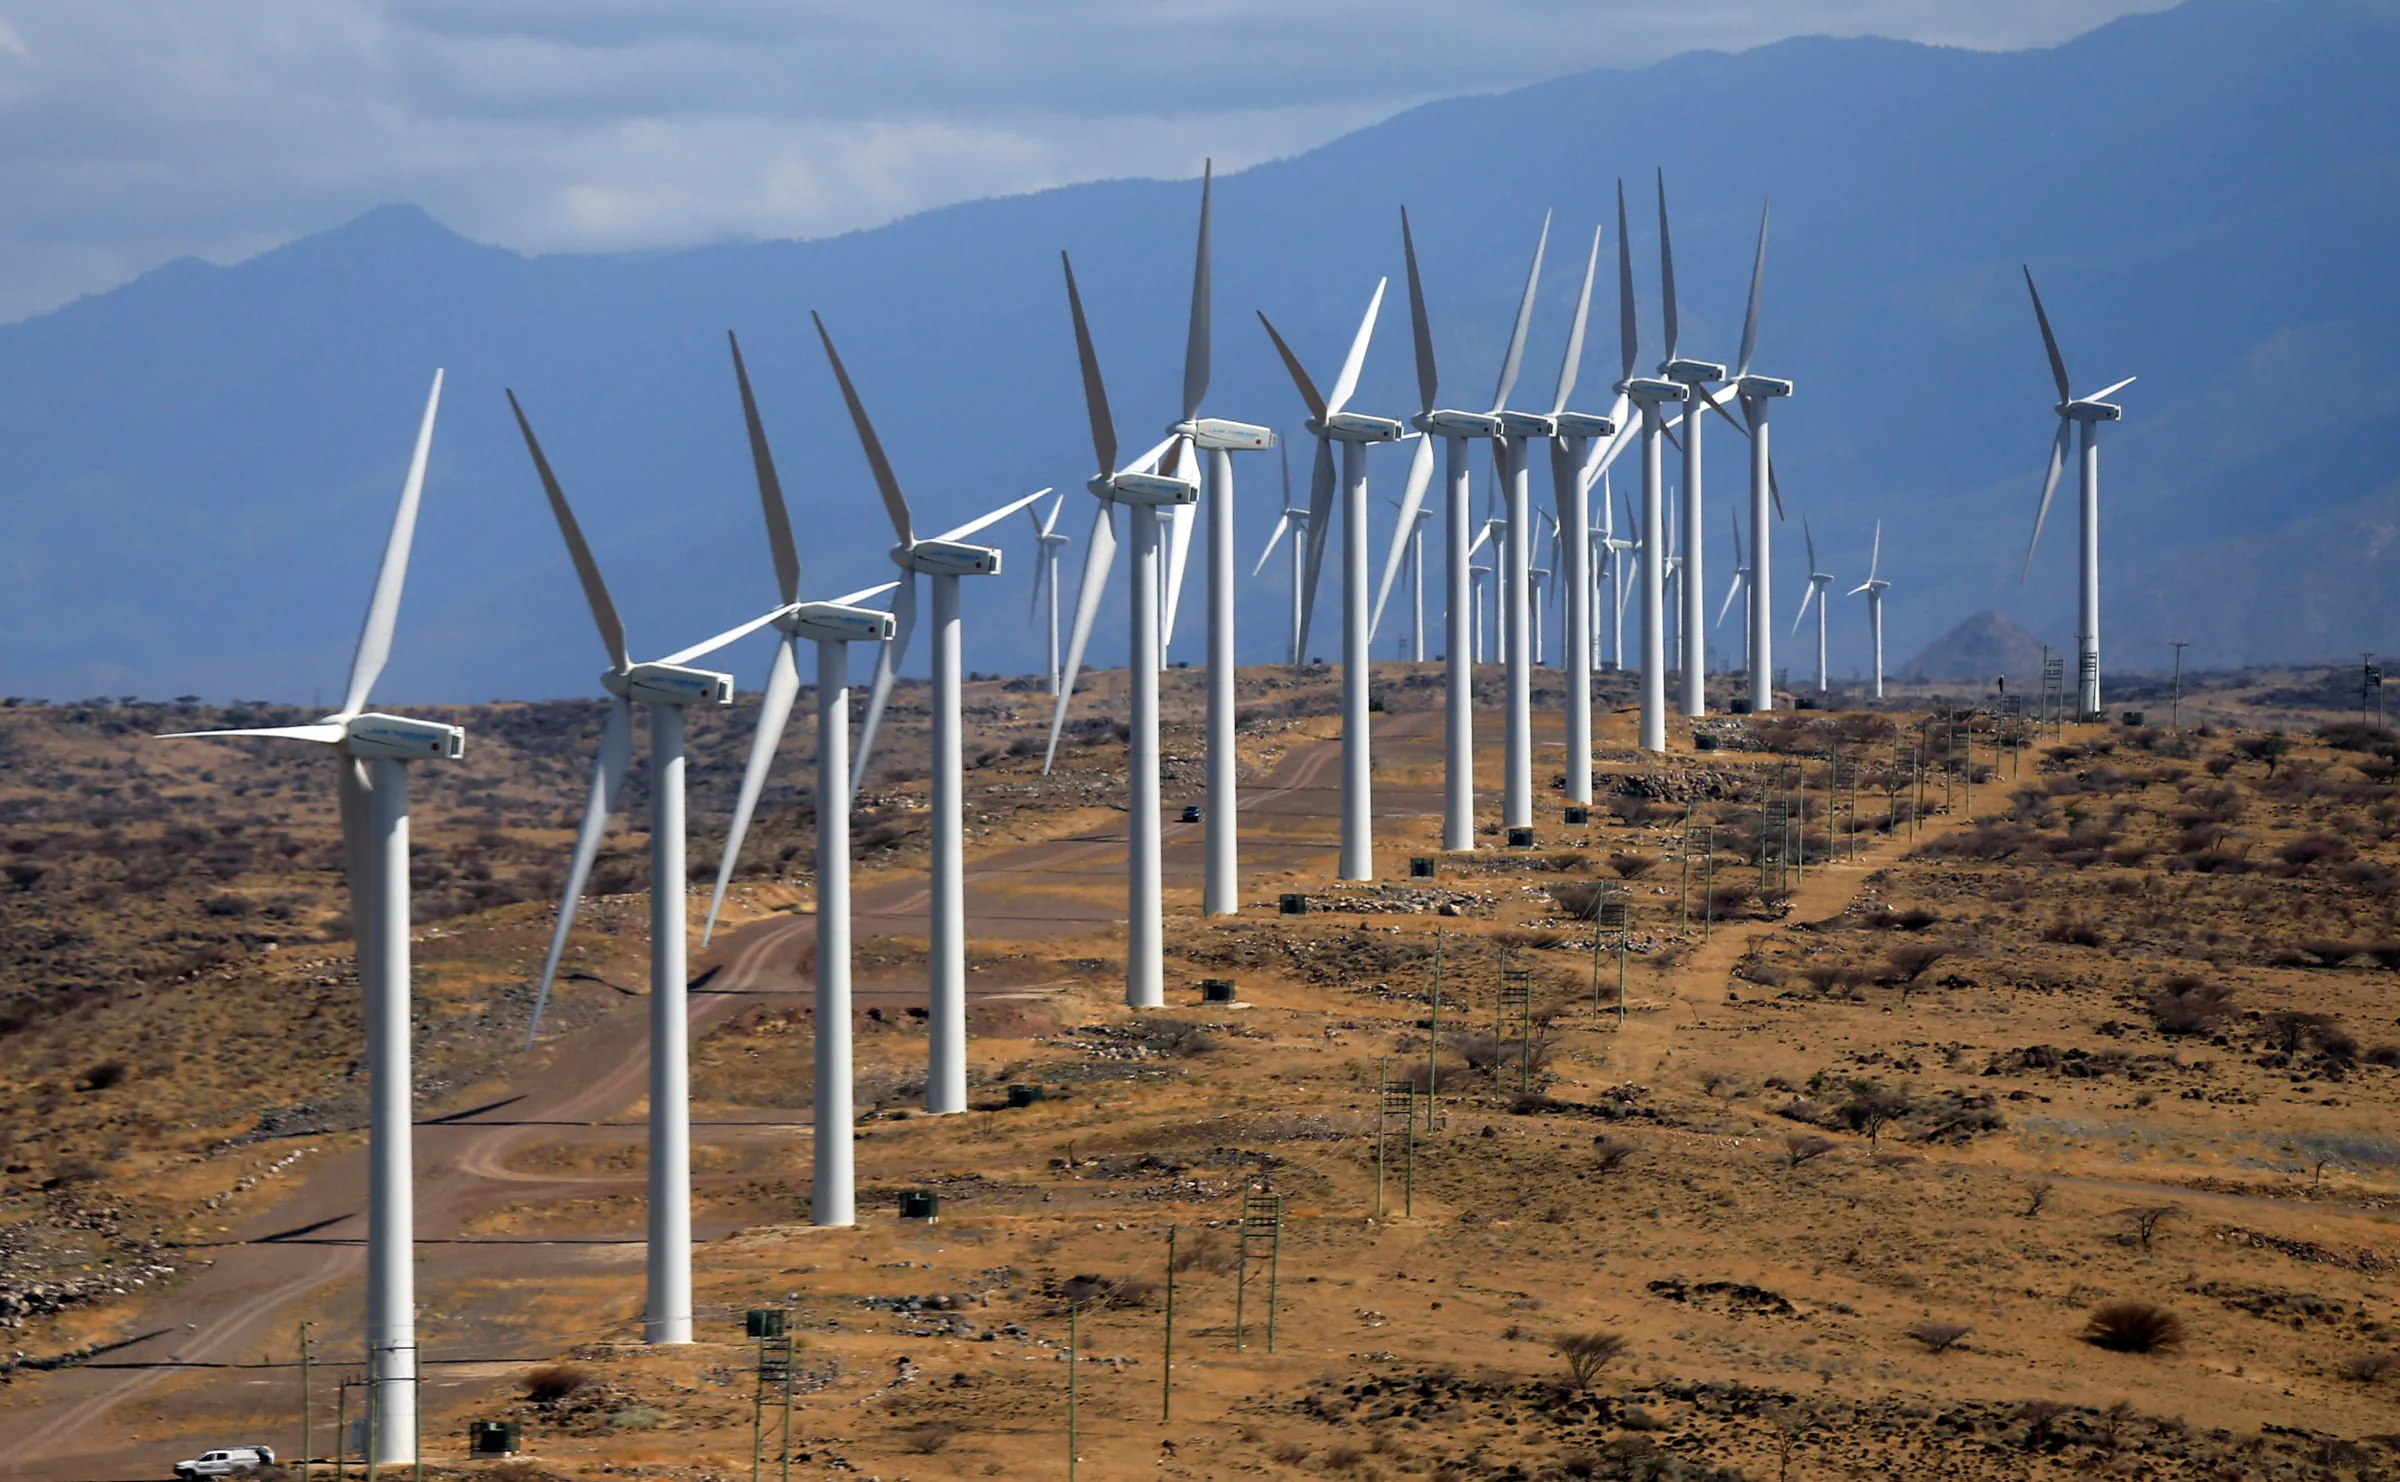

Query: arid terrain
<box><xmin>3</xmin><ymin>661</ymin><xmax>2399</xmax><ymax>1480</ymax></box>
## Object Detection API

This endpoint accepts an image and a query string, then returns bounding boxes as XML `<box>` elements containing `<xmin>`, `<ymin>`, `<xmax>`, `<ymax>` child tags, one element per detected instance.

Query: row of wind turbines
<box><xmin>150</xmin><ymin>166</ymin><xmax>2130</xmax><ymax>1467</ymax></box>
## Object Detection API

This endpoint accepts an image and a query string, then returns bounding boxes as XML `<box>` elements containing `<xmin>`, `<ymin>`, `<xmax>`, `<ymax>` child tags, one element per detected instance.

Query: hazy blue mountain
<box><xmin>2</xmin><ymin>0</ymin><xmax>2395</xmax><ymax>706</ymax></box>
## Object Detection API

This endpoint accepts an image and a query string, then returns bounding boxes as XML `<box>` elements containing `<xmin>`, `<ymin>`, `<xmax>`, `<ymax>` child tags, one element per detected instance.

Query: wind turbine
<box><xmin>1258</xmin><ymin>280</ymin><xmax>1405</xmax><ymax>881</ymax></box>
<box><xmin>1252</xmin><ymin>439</ymin><xmax>1309</xmax><ymax>667</ymax></box>
<box><xmin>1654</xmin><ymin>170</ymin><xmax>1726</xmax><ymax>720</ymax></box>
<box><xmin>1386</xmin><ymin>496</ymin><xmax>1432</xmax><ymax>661</ymax></box>
<box><xmin>1713</xmin><ymin>204</ymin><xmax>1793</xmax><ymax>713</ymax></box>
<box><xmin>1716</xmin><ymin>506</ymin><xmax>1752</xmax><ymax>680</ymax></box>
<box><xmin>508</xmin><ymin>392</ymin><xmax>777</xmax><ymax>1347</ymax></box>
<box><xmin>1848</xmin><ymin>521</ymin><xmax>1890</xmax><ymax>699</ymax></box>
<box><xmin>1600</xmin><ymin>475</ymin><xmax>1633</xmax><ymax>672</ymax></box>
<box><xmin>1486</xmin><ymin>215</ymin><xmax>1552</xmax><ymax>832</ymax></box>
<box><xmin>702</xmin><ymin>331</ymin><xmax>899</xmax><ymax>1228</ymax></box>
<box><xmin>2021</xmin><ymin>266</ymin><xmax>2134</xmax><ymax>718</ymax></box>
<box><xmin>815</xmin><ymin>316</ymin><xmax>1047</xmax><ymax>1117</ymax></box>
<box><xmin>1374</xmin><ymin>206</ymin><xmax>1514</xmax><ymax>853</ymax></box>
<box><xmin>160</xmin><ymin>372</ymin><xmax>457</xmax><ymax>1466</ymax></box>
<box><xmin>1026</xmin><ymin>494</ymin><xmax>1070</xmax><ymax>695</ymax></box>
<box><xmin>1610</xmin><ymin>180</ymin><xmax>1690</xmax><ymax>752</ymax></box>
<box><xmin>1792</xmin><ymin>516</ymin><xmax>1834</xmax><ymax>694</ymax></box>
<box><xmin>1540</xmin><ymin>224</ymin><xmax>1617</xmax><ymax>806</ymax></box>
<box><xmin>1043</xmin><ymin>253</ymin><xmax>1201</xmax><ymax>1007</ymax></box>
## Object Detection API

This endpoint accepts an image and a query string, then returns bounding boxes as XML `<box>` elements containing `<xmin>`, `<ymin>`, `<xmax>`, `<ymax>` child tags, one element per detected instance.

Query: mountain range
<box><xmin>2</xmin><ymin>0</ymin><xmax>2395</xmax><ymax>706</ymax></box>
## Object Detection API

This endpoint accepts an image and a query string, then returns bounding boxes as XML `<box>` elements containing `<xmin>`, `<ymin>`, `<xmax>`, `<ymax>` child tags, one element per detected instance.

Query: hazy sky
<box><xmin>0</xmin><ymin>1</ymin><xmax>2169</xmax><ymax>322</ymax></box>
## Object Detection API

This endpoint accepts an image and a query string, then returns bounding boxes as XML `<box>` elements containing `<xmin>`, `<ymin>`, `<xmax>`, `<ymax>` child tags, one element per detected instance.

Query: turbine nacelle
<box><xmin>1415</xmin><ymin>409</ymin><xmax>1502</xmax><ymax>438</ymax></box>
<box><xmin>1621</xmin><ymin>377</ymin><xmax>1691</xmax><ymax>406</ymax></box>
<box><xmin>1093</xmin><ymin>470</ymin><xmax>1200</xmax><ymax>506</ymax></box>
<box><xmin>898</xmin><ymin>539</ymin><xmax>1004</xmax><ymax>576</ymax></box>
<box><xmin>345</xmin><ymin>712</ymin><xmax>467</xmax><ymax>762</ymax></box>
<box><xmin>1493</xmin><ymin>410</ymin><xmax>1555</xmax><ymax>439</ymax></box>
<box><xmin>1315</xmin><ymin>411</ymin><xmax>1408</xmax><ymax>444</ymax></box>
<box><xmin>1551</xmin><ymin>411</ymin><xmax>1618</xmax><ymax>439</ymax></box>
<box><xmin>605</xmin><ymin>663</ymin><xmax>736</xmax><ymax>707</ymax></box>
<box><xmin>1661</xmin><ymin>357</ymin><xmax>1726</xmax><ymax>384</ymax></box>
<box><xmin>777</xmin><ymin>601</ymin><xmax>897</xmax><ymax>645</ymax></box>
<box><xmin>2062</xmin><ymin>399</ymin><xmax>2125</xmax><ymax>423</ymax></box>
<box><xmin>1174</xmin><ymin>418</ymin><xmax>1276</xmax><ymax>452</ymax></box>
<box><xmin>1736</xmin><ymin>374</ymin><xmax>1794</xmax><ymax>400</ymax></box>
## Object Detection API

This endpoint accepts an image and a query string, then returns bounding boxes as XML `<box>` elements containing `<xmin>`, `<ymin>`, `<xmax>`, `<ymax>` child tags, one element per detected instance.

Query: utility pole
<box><xmin>1162</xmin><ymin>1228</ymin><xmax>1175</xmax><ymax>1423</ymax></box>
<box><xmin>300</xmin><ymin>1322</ymin><xmax>316</xmax><ymax>1482</ymax></box>
<box><xmin>2169</xmin><ymin>640</ymin><xmax>2189</xmax><ymax>732</ymax></box>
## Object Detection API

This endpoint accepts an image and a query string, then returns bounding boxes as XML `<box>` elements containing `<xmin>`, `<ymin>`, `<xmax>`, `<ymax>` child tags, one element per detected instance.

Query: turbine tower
<box><xmin>703</xmin><ymin>332</ymin><xmax>899</xmax><ymax>1227</ymax></box>
<box><xmin>816</xmin><ymin>316</ymin><xmax>1047</xmax><ymax>1117</ymax></box>
<box><xmin>1167</xmin><ymin>164</ymin><xmax>1278</xmax><ymax>917</ymax></box>
<box><xmin>1615</xmin><ymin>180</ymin><xmax>1690</xmax><ymax>752</ymax></box>
<box><xmin>1540</xmin><ymin>224</ymin><xmax>1616</xmax><ymax>806</ymax></box>
<box><xmin>1848</xmin><ymin>521</ymin><xmax>1890</xmax><ymax>699</ymax></box>
<box><xmin>1482</xmin><ymin>215</ymin><xmax>1553</xmax><ymax>831</ymax></box>
<box><xmin>1252</xmin><ymin>440</ymin><xmax>1309</xmax><ymax>667</ymax></box>
<box><xmin>1386</xmin><ymin>496</ymin><xmax>1432</xmax><ymax>661</ymax></box>
<box><xmin>1654</xmin><ymin>171</ymin><xmax>1726</xmax><ymax>720</ymax></box>
<box><xmin>1717</xmin><ymin>506</ymin><xmax>1752</xmax><ymax>679</ymax></box>
<box><xmin>1026</xmin><ymin>494</ymin><xmax>1070</xmax><ymax>695</ymax></box>
<box><xmin>1720</xmin><ymin>204</ymin><xmax>1793</xmax><ymax>712</ymax></box>
<box><xmin>507</xmin><ymin>393</ymin><xmax>771</xmax><ymax>1348</ymax></box>
<box><xmin>161</xmin><ymin>372</ymin><xmax>458</xmax><ymax>1465</ymax></box>
<box><xmin>1792</xmin><ymin>517</ymin><xmax>1834</xmax><ymax>694</ymax></box>
<box><xmin>2021</xmin><ymin>266</ymin><xmax>2135</xmax><ymax>718</ymax></box>
<box><xmin>1259</xmin><ymin>281</ymin><xmax>1405</xmax><ymax>881</ymax></box>
<box><xmin>1043</xmin><ymin>253</ymin><xmax>1202</xmax><ymax>1006</ymax></box>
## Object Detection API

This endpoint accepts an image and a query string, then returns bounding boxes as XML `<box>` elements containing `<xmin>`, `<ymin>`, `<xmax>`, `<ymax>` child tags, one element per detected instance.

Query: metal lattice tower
<box><xmin>1233</xmin><ymin>1186</ymin><xmax>1284</xmax><ymax>1352</ymax></box>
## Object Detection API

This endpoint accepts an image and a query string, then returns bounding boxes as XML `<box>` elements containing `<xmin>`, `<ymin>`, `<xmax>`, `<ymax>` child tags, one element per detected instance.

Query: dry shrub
<box><xmin>899</xmin><ymin>1420</ymin><xmax>962</xmax><ymax>1454</ymax></box>
<box><xmin>2147</xmin><ymin>977</ymin><xmax>2235</xmax><ymax>1036</ymax></box>
<box><xmin>2082</xmin><ymin>1300</ymin><xmax>2183</xmax><ymax>1353</ymax></box>
<box><xmin>1555</xmin><ymin>1330</ymin><xmax>1628</xmax><ymax>1390</ymax></box>
<box><xmin>77</xmin><ymin>1059</ymin><xmax>127</xmax><ymax>1091</ymax></box>
<box><xmin>2291</xmin><ymin>938</ymin><xmax>2364</xmax><ymax>968</ymax></box>
<box><xmin>1884</xmin><ymin>944</ymin><xmax>1950</xmax><ymax>983</ymax></box>
<box><xmin>1591</xmin><ymin>1135</ymin><xmax>1636</xmax><ymax>1172</ymax></box>
<box><xmin>1608</xmin><ymin>851</ymin><xmax>1659</xmax><ymax>879</ymax></box>
<box><xmin>525</xmin><ymin>1362</ymin><xmax>592</xmax><ymax>1402</ymax></box>
<box><xmin>1783</xmin><ymin>1133</ymin><xmax>1835</xmax><ymax>1167</ymax></box>
<box><xmin>1268</xmin><ymin>1441</ymin><xmax>1311</xmax><ymax>1466</ymax></box>
<box><xmin>1906</xmin><ymin>1321</ymin><xmax>1972</xmax><ymax>1354</ymax></box>
<box><xmin>1547</xmin><ymin>881</ymin><xmax>1604</xmax><ymax>920</ymax></box>
<box><xmin>2340</xmin><ymin>1351</ymin><xmax>2398</xmax><ymax>1383</ymax></box>
<box><xmin>1799</xmin><ymin>962</ymin><xmax>1854</xmax><ymax>997</ymax></box>
<box><xmin>1322</xmin><ymin>1441</ymin><xmax>1368</xmax><ymax>1472</ymax></box>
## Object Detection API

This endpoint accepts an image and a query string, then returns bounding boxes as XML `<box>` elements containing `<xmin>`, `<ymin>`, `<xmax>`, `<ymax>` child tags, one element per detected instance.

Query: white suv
<box><xmin>174</xmin><ymin>1445</ymin><xmax>275</xmax><ymax>1479</ymax></box>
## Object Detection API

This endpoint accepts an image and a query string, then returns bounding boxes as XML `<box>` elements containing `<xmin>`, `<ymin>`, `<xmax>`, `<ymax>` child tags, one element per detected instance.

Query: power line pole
<box><xmin>2168</xmin><ymin>640</ymin><xmax>2189</xmax><ymax>732</ymax></box>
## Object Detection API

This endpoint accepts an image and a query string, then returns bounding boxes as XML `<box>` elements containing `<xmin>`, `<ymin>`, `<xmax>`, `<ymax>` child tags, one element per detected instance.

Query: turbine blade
<box><xmin>2086</xmin><ymin>374</ymin><xmax>2137</xmax><ymax>404</ymax></box>
<box><xmin>1295</xmin><ymin>436</ymin><xmax>1337</xmax><ymax>661</ymax></box>
<box><xmin>850</xmin><ymin>572</ymin><xmax>917</xmax><ymax>788</ymax></box>
<box><xmin>1027</xmin><ymin>542</ymin><xmax>1050</xmax><ymax>623</ymax></box>
<box><xmin>507</xmin><ymin>389</ymin><xmax>629</xmax><ymax>673</ymax></box>
<box><xmin>1400</xmin><ymin>206</ymin><xmax>1439</xmax><ymax>416</ymax></box>
<box><xmin>337</xmin><ymin>756</ymin><xmax>374</xmax><ymax>984</ymax></box>
<box><xmin>1656</xmin><ymin>169</ymin><xmax>1679</xmax><ymax>364</ymax></box>
<box><xmin>659</xmin><ymin>607</ymin><xmax>783</xmax><ymax>666</ymax></box>
<box><xmin>935</xmin><ymin>487</ymin><xmax>1050</xmax><ymax>544</ymax></box>
<box><xmin>829</xmin><ymin>579</ymin><xmax>902</xmax><ymax>607</ymax></box>
<box><xmin>2021</xmin><ymin>418</ymin><xmax>2072</xmax><ymax>582</ymax></box>
<box><xmin>1868</xmin><ymin>520</ymin><xmax>1882</xmax><ymax>584</ymax></box>
<box><xmin>1063</xmin><ymin>252</ymin><xmax>1119</xmax><ymax>477</ymax></box>
<box><xmin>1769</xmin><ymin>456</ymin><xmax>1786</xmax><ymax>521</ymax></box>
<box><xmin>1181</xmin><ymin>160</ymin><xmax>1212</xmax><ymax>424</ymax></box>
<box><xmin>1256</xmin><ymin>312</ymin><xmax>1329</xmax><ymax>424</ymax></box>
<box><xmin>1253</xmin><ymin>511</ymin><xmax>1292</xmax><ymax>578</ymax></box>
<box><xmin>728</xmin><ymin>332</ymin><xmax>803</xmax><ymax>605</ymax></box>
<box><xmin>1491</xmin><ymin>211</ymin><xmax>1550</xmax><ymax>413</ymax></box>
<box><xmin>1718</xmin><ymin>571</ymin><xmax>1744</xmax><ymax>628</ymax></box>
<box><xmin>1163</xmin><ymin>493</ymin><xmax>1197</xmax><ymax>650</ymax></box>
<box><xmin>156</xmin><ymin>723</ymin><xmax>346</xmax><ymax>744</ymax></box>
<box><xmin>1040</xmin><ymin>491</ymin><xmax>1065</xmax><ymax>538</ymax></box>
<box><xmin>525</xmin><ymin>695</ymin><xmax>632</xmax><ymax>1048</ymax></box>
<box><xmin>341</xmin><ymin>368</ymin><xmax>442</xmax><ymax>715</ymax></box>
<box><xmin>703</xmin><ymin>634</ymin><xmax>803</xmax><ymax>945</ymax></box>
<box><xmin>1615</xmin><ymin>179</ymin><xmax>1638</xmax><ymax>385</ymax></box>
<box><xmin>812</xmin><ymin>312</ymin><xmax>914</xmax><ymax>548</ymax></box>
<box><xmin>1043</xmin><ymin>501</ymin><xmax>1120</xmax><ymax>772</ymax></box>
<box><xmin>2023</xmin><ymin>266</ymin><xmax>2073</xmax><ymax>405</ymax></box>
<box><xmin>1735</xmin><ymin>201</ymin><xmax>1768</xmax><ymax>380</ymax></box>
<box><xmin>1697</xmin><ymin>381</ymin><xmax>1749</xmax><ymax>440</ymax></box>
<box><xmin>1326</xmin><ymin>278</ymin><xmax>1388</xmax><ymax>418</ymax></box>
<box><xmin>1552</xmin><ymin>222</ymin><xmax>1600</xmax><ymax>417</ymax></box>
<box><xmin>1372</xmin><ymin>431</ymin><xmax>1437</xmax><ymax>636</ymax></box>
<box><xmin>1793</xmin><ymin>580</ymin><xmax>1817</xmax><ymax>634</ymax></box>
<box><xmin>1803</xmin><ymin>516</ymin><xmax>1818</xmax><ymax>574</ymax></box>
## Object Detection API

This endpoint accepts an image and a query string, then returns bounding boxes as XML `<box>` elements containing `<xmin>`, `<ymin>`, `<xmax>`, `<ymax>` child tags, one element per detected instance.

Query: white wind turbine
<box><xmin>1712</xmin><ymin>204</ymin><xmax>1793</xmax><ymax>713</ymax></box>
<box><xmin>1716</xmin><ymin>506</ymin><xmax>1752</xmax><ymax>680</ymax></box>
<box><xmin>1654</xmin><ymin>170</ymin><xmax>1727</xmax><ymax>720</ymax></box>
<box><xmin>2020</xmin><ymin>266</ymin><xmax>2134</xmax><ymax>718</ymax></box>
<box><xmin>1848</xmin><ymin>520</ymin><xmax>1890</xmax><ymax>699</ymax></box>
<box><xmin>1539</xmin><ymin>224</ymin><xmax>1617</xmax><ymax>807</ymax></box>
<box><xmin>816</xmin><ymin>316</ymin><xmax>1048</xmax><ymax>1117</ymax></box>
<box><xmin>1612</xmin><ymin>180</ymin><xmax>1691</xmax><ymax>752</ymax></box>
<box><xmin>1599</xmin><ymin>474</ymin><xmax>1634</xmax><ymax>672</ymax></box>
<box><xmin>1385</xmin><ymin>496</ymin><xmax>1432</xmax><ymax>661</ymax></box>
<box><xmin>160</xmin><ymin>372</ymin><xmax>457</xmax><ymax>1466</ymax></box>
<box><xmin>701</xmin><ymin>331</ymin><xmax>899</xmax><ymax>1228</ymax></box>
<box><xmin>1529</xmin><ymin>511</ymin><xmax>1558</xmax><ymax>667</ymax></box>
<box><xmin>1792</xmin><ymin>516</ymin><xmax>1835</xmax><ymax>694</ymax></box>
<box><xmin>1252</xmin><ymin>440</ymin><xmax>1311</xmax><ymax>667</ymax></box>
<box><xmin>1026</xmin><ymin>494</ymin><xmax>1071</xmax><ymax>695</ymax></box>
<box><xmin>508</xmin><ymin>392</ymin><xmax>782</xmax><ymax>1348</ymax></box>
<box><xmin>1258</xmin><ymin>281</ymin><xmax>1406</xmax><ymax>881</ymax></box>
<box><xmin>1043</xmin><ymin>252</ymin><xmax>1202</xmax><ymax>1007</ymax></box>
<box><xmin>1483</xmin><ymin>215</ymin><xmax>1554</xmax><ymax>832</ymax></box>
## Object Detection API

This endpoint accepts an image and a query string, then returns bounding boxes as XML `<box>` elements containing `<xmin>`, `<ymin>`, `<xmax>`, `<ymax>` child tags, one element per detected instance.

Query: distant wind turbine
<box><xmin>2020</xmin><ymin>266</ymin><xmax>2135</xmax><ymax>718</ymax></box>
<box><xmin>1792</xmin><ymin>516</ymin><xmax>1834</xmax><ymax>694</ymax></box>
<box><xmin>1848</xmin><ymin>520</ymin><xmax>1890</xmax><ymax>699</ymax></box>
<box><xmin>1025</xmin><ymin>494</ymin><xmax>1070</xmax><ymax>695</ymax></box>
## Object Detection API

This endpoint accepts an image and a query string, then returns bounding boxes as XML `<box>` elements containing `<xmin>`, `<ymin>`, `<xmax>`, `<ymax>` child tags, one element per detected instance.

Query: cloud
<box><xmin>0</xmin><ymin>0</ymin><xmax>2172</xmax><ymax>322</ymax></box>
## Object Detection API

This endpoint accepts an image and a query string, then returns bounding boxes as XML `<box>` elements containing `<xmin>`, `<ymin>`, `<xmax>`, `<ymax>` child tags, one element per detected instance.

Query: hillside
<box><xmin>2</xmin><ymin>0</ymin><xmax>2398</xmax><ymax>706</ymax></box>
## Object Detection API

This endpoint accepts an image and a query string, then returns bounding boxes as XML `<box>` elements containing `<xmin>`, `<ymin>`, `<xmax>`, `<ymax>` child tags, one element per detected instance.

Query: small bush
<box><xmin>2292</xmin><ymin>938</ymin><xmax>2363</xmax><ymax>969</ymax></box>
<box><xmin>1784</xmin><ymin>1133</ymin><xmax>1836</xmax><ymax>1167</ymax></box>
<box><xmin>1268</xmin><ymin>1441</ymin><xmax>1311</xmax><ymax>1466</ymax></box>
<box><xmin>1608</xmin><ymin>851</ymin><xmax>1659</xmax><ymax>880</ymax></box>
<box><xmin>1547</xmin><ymin>882</ymin><xmax>1604</xmax><ymax>921</ymax></box>
<box><xmin>900</xmin><ymin>1420</ymin><xmax>963</xmax><ymax>1453</ymax></box>
<box><xmin>1556</xmin><ymin>1330</ymin><xmax>1628</xmax><ymax>1390</ymax></box>
<box><xmin>525</xmin><ymin>1363</ymin><xmax>592</xmax><ymax>1402</ymax></box>
<box><xmin>77</xmin><ymin>1060</ymin><xmax>127</xmax><ymax>1092</ymax></box>
<box><xmin>606</xmin><ymin>1405</ymin><xmax>665</xmax><ymax>1430</ymax></box>
<box><xmin>1885</xmin><ymin>944</ymin><xmax>1951</xmax><ymax>984</ymax></box>
<box><xmin>1591</xmin><ymin>1135</ymin><xmax>1636</xmax><ymax>1172</ymax></box>
<box><xmin>2147</xmin><ymin>977</ymin><xmax>2235</xmax><ymax>1036</ymax></box>
<box><xmin>2082</xmin><ymin>1300</ymin><xmax>2183</xmax><ymax>1353</ymax></box>
<box><xmin>2341</xmin><ymin>1352</ymin><xmax>2398</xmax><ymax>1383</ymax></box>
<box><xmin>1906</xmin><ymin>1321</ymin><xmax>1972</xmax><ymax>1354</ymax></box>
